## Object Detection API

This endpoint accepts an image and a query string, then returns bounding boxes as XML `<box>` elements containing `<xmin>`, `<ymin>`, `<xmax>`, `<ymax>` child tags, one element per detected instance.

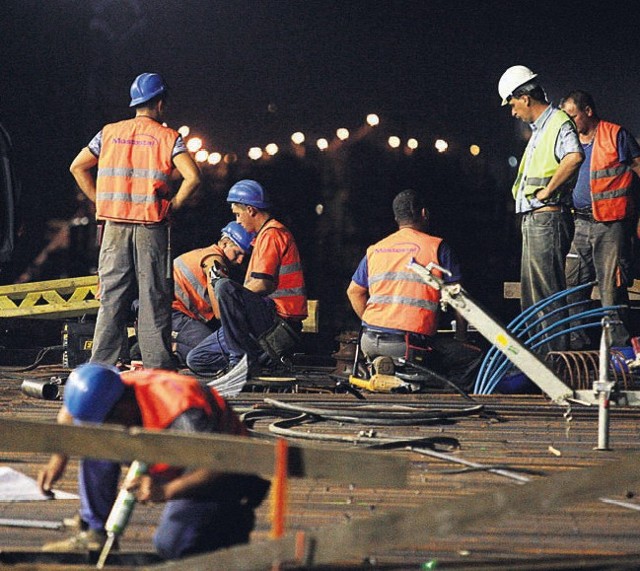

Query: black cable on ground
<box><xmin>241</xmin><ymin>404</ymin><xmax>543</xmax><ymax>479</ymax></box>
<box><xmin>3</xmin><ymin>345</ymin><xmax>64</xmax><ymax>372</ymax></box>
<box><xmin>263</xmin><ymin>397</ymin><xmax>485</xmax><ymax>425</ymax></box>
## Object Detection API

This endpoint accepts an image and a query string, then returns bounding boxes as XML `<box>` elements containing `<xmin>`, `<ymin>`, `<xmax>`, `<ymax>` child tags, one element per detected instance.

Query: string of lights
<box><xmin>173</xmin><ymin>114</ymin><xmax>485</xmax><ymax>167</ymax></box>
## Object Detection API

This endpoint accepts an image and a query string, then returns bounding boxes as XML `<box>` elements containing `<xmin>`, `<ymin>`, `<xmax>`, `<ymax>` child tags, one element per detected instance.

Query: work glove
<box><xmin>209</xmin><ymin>260</ymin><xmax>228</xmax><ymax>287</ymax></box>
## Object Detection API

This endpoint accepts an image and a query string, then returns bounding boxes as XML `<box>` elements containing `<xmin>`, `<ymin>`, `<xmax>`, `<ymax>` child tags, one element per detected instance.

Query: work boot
<box><xmin>42</xmin><ymin>529</ymin><xmax>115</xmax><ymax>552</ymax></box>
<box><xmin>62</xmin><ymin>511</ymin><xmax>88</xmax><ymax>531</ymax></box>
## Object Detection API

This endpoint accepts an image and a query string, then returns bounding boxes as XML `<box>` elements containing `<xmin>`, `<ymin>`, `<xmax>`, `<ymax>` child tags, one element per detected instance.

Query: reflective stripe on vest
<box><xmin>120</xmin><ymin>370</ymin><xmax>246</xmax><ymax>475</ymax></box>
<box><xmin>172</xmin><ymin>245</ymin><xmax>223</xmax><ymax>322</ymax></box>
<box><xmin>96</xmin><ymin>117</ymin><xmax>177</xmax><ymax>223</ymax></box>
<box><xmin>121</xmin><ymin>370</ymin><xmax>246</xmax><ymax>435</ymax></box>
<box><xmin>590</xmin><ymin>120</ymin><xmax>634</xmax><ymax>222</ymax></box>
<box><xmin>247</xmin><ymin>219</ymin><xmax>307</xmax><ymax>319</ymax></box>
<box><xmin>368</xmin><ymin>293</ymin><xmax>439</xmax><ymax>312</ymax></box>
<box><xmin>362</xmin><ymin>228</ymin><xmax>442</xmax><ymax>336</ymax></box>
<box><xmin>512</xmin><ymin>109</ymin><xmax>573</xmax><ymax>201</ymax></box>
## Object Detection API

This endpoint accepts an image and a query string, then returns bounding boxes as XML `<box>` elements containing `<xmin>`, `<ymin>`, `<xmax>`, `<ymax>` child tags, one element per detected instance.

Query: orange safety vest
<box><xmin>362</xmin><ymin>228</ymin><xmax>442</xmax><ymax>336</ymax></box>
<box><xmin>246</xmin><ymin>219</ymin><xmax>307</xmax><ymax>320</ymax></box>
<box><xmin>172</xmin><ymin>244</ymin><xmax>226</xmax><ymax>322</ymax></box>
<box><xmin>95</xmin><ymin>117</ymin><xmax>178</xmax><ymax>223</ymax></box>
<box><xmin>120</xmin><ymin>370</ymin><xmax>246</xmax><ymax>476</ymax></box>
<box><xmin>591</xmin><ymin>120</ymin><xmax>635</xmax><ymax>222</ymax></box>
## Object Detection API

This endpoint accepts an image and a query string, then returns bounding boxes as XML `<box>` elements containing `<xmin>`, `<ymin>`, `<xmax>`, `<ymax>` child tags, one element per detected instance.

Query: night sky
<box><xmin>2</xmin><ymin>0</ymin><xmax>640</xmax><ymax>312</ymax></box>
<box><xmin>3</xmin><ymin>1</ymin><xmax>640</xmax><ymax>167</ymax></box>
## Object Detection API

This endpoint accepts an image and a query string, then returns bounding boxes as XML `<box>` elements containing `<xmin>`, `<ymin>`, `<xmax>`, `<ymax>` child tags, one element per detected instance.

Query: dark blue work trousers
<box><xmin>78</xmin><ymin>459</ymin><xmax>254</xmax><ymax>559</ymax></box>
<box><xmin>171</xmin><ymin>310</ymin><xmax>215</xmax><ymax>364</ymax></box>
<box><xmin>186</xmin><ymin>279</ymin><xmax>276</xmax><ymax>375</ymax></box>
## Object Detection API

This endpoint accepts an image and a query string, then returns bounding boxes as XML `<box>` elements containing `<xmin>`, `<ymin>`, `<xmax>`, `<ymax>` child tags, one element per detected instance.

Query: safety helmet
<box><xmin>64</xmin><ymin>363</ymin><xmax>124</xmax><ymax>423</ymax></box>
<box><xmin>221</xmin><ymin>221</ymin><xmax>255</xmax><ymax>253</ymax></box>
<box><xmin>129</xmin><ymin>73</ymin><xmax>167</xmax><ymax>107</ymax></box>
<box><xmin>226</xmin><ymin>179</ymin><xmax>271</xmax><ymax>210</ymax></box>
<box><xmin>498</xmin><ymin>65</ymin><xmax>538</xmax><ymax>106</ymax></box>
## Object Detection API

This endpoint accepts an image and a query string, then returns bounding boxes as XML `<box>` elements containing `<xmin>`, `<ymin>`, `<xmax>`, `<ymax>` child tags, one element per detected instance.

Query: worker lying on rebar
<box><xmin>171</xmin><ymin>221</ymin><xmax>255</xmax><ymax>365</ymax></box>
<box><xmin>346</xmin><ymin>189</ymin><xmax>481</xmax><ymax>391</ymax></box>
<box><xmin>37</xmin><ymin>363</ymin><xmax>269</xmax><ymax>558</ymax></box>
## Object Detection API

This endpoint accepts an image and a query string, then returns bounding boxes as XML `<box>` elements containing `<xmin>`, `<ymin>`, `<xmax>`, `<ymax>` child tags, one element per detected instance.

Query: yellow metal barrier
<box><xmin>0</xmin><ymin>276</ymin><xmax>100</xmax><ymax>319</ymax></box>
<box><xmin>0</xmin><ymin>276</ymin><xmax>320</xmax><ymax>332</ymax></box>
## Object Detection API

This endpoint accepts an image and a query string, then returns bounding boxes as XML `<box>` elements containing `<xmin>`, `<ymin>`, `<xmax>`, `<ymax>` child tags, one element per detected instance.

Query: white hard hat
<box><xmin>498</xmin><ymin>65</ymin><xmax>538</xmax><ymax>106</ymax></box>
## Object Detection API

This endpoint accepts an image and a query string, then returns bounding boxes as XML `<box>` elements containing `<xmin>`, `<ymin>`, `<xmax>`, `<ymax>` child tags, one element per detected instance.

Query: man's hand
<box><xmin>126</xmin><ymin>474</ymin><xmax>167</xmax><ymax>503</ymax></box>
<box><xmin>209</xmin><ymin>260</ymin><xmax>229</xmax><ymax>286</ymax></box>
<box><xmin>535</xmin><ymin>186</ymin><xmax>553</xmax><ymax>202</ymax></box>
<box><xmin>37</xmin><ymin>453</ymin><xmax>69</xmax><ymax>496</ymax></box>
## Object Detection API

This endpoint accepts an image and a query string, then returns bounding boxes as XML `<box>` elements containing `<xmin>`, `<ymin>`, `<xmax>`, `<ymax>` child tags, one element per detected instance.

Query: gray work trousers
<box><xmin>520</xmin><ymin>210</ymin><xmax>572</xmax><ymax>352</ymax></box>
<box><xmin>91</xmin><ymin>221</ymin><xmax>175</xmax><ymax>370</ymax></box>
<box><xmin>565</xmin><ymin>216</ymin><xmax>631</xmax><ymax>348</ymax></box>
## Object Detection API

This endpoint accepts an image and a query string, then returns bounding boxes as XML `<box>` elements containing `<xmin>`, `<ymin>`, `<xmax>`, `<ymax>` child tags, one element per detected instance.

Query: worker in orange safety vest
<box><xmin>347</xmin><ymin>189</ymin><xmax>481</xmax><ymax>391</ymax></box>
<box><xmin>70</xmin><ymin>73</ymin><xmax>201</xmax><ymax>370</ymax></box>
<box><xmin>172</xmin><ymin>222</ymin><xmax>255</xmax><ymax>364</ymax></box>
<box><xmin>186</xmin><ymin>180</ymin><xmax>307</xmax><ymax>385</ymax></box>
<box><xmin>560</xmin><ymin>90</ymin><xmax>640</xmax><ymax>348</ymax></box>
<box><xmin>38</xmin><ymin>363</ymin><xmax>269</xmax><ymax>558</ymax></box>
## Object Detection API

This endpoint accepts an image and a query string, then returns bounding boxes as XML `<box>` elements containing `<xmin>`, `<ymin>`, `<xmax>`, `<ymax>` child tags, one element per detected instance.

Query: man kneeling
<box><xmin>38</xmin><ymin>363</ymin><xmax>269</xmax><ymax>559</ymax></box>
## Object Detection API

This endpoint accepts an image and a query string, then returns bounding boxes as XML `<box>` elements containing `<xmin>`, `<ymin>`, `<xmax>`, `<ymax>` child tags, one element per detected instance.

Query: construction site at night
<box><xmin>1</xmin><ymin>272</ymin><xmax>640</xmax><ymax>570</ymax></box>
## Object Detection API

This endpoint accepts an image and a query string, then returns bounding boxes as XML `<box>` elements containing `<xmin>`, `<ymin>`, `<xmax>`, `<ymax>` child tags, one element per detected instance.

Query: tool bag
<box><xmin>257</xmin><ymin>317</ymin><xmax>300</xmax><ymax>361</ymax></box>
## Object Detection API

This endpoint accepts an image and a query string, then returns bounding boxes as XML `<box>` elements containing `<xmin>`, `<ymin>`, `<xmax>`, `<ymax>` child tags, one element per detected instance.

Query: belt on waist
<box><xmin>363</xmin><ymin>329</ymin><xmax>406</xmax><ymax>342</ymax></box>
<box><xmin>531</xmin><ymin>205</ymin><xmax>562</xmax><ymax>213</ymax></box>
<box><xmin>573</xmin><ymin>208</ymin><xmax>594</xmax><ymax>221</ymax></box>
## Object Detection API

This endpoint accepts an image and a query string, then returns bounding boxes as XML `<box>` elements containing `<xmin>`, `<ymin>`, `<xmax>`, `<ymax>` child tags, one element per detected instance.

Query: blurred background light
<box><xmin>435</xmin><ymin>139</ymin><xmax>449</xmax><ymax>153</ymax></box>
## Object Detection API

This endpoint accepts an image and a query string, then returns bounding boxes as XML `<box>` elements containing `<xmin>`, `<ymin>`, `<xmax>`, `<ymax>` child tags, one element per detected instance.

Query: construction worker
<box><xmin>70</xmin><ymin>72</ymin><xmax>201</xmax><ymax>370</ymax></box>
<box><xmin>346</xmin><ymin>189</ymin><xmax>481</xmax><ymax>391</ymax></box>
<box><xmin>37</xmin><ymin>363</ymin><xmax>269</xmax><ymax>558</ymax></box>
<box><xmin>172</xmin><ymin>222</ymin><xmax>255</xmax><ymax>363</ymax></box>
<box><xmin>560</xmin><ymin>90</ymin><xmax>640</xmax><ymax>348</ymax></box>
<box><xmin>498</xmin><ymin>65</ymin><xmax>583</xmax><ymax>351</ymax></box>
<box><xmin>186</xmin><ymin>180</ymin><xmax>307</xmax><ymax>382</ymax></box>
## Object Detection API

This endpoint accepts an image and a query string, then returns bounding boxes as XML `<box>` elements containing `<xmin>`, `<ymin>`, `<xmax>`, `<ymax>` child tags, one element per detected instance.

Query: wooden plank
<box><xmin>154</xmin><ymin>451</ymin><xmax>640</xmax><ymax>570</ymax></box>
<box><xmin>504</xmin><ymin>280</ymin><xmax>640</xmax><ymax>301</ymax></box>
<box><xmin>0</xmin><ymin>418</ymin><xmax>408</xmax><ymax>488</ymax></box>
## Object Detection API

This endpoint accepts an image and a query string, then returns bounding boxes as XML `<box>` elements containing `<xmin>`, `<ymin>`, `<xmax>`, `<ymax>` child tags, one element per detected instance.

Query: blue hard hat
<box><xmin>221</xmin><ymin>221</ymin><xmax>255</xmax><ymax>253</ymax></box>
<box><xmin>129</xmin><ymin>73</ymin><xmax>167</xmax><ymax>107</ymax></box>
<box><xmin>226</xmin><ymin>180</ymin><xmax>271</xmax><ymax>210</ymax></box>
<box><xmin>64</xmin><ymin>363</ymin><xmax>125</xmax><ymax>423</ymax></box>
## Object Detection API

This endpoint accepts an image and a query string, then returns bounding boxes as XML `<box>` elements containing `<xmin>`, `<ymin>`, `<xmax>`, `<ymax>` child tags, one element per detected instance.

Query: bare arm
<box><xmin>129</xmin><ymin>468</ymin><xmax>223</xmax><ymax>503</ymax></box>
<box><xmin>244</xmin><ymin>275</ymin><xmax>275</xmax><ymax>296</ymax></box>
<box><xmin>37</xmin><ymin>406</ymin><xmax>74</xmax><ymax>494</ymax></box>
<box><xmin>171</xmin><ymin>152</ymin><xmax>202</xmax><ymax>212</ymax></box>
<box><xmin>69</xmin><ymin>148</ymin><xmax>99</xmax><ymax>203</ymax></box>
<box><xmin>347</xmin><ymin>281</ymin><xmax>369</xmax><ymax>319</ymax></box>
<box><xmin>536</xmin><ymin>152</ymin><xmax>584</xmax><ymax>202</ymax></box>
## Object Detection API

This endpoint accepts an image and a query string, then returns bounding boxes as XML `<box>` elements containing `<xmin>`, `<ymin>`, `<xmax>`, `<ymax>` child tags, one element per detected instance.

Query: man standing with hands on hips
<box><xmin>70</xmin><ymin>72</ymin><xmax>201</xmax><ymax>370</ymax></box>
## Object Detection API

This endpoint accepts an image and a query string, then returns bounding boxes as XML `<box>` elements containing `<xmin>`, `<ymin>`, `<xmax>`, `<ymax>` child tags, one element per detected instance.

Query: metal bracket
<box><xmin>407</xmin><ymin>259</ymin><xmax>574</xmax><ymax>404</ymax></box>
